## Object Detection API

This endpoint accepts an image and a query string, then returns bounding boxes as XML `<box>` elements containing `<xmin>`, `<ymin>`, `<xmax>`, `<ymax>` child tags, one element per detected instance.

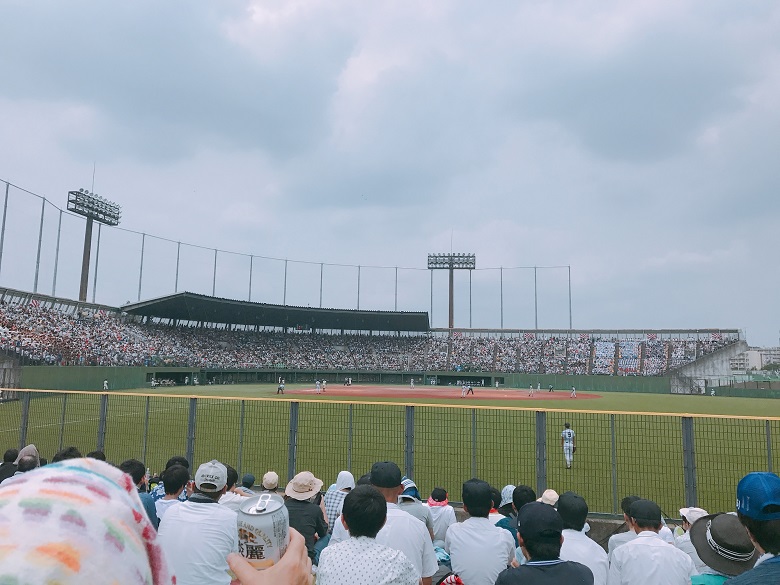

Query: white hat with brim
<box><xmin>285</xmin><ymin>471</ymin><xmax>323</xmax><ymax>500</ymax></box>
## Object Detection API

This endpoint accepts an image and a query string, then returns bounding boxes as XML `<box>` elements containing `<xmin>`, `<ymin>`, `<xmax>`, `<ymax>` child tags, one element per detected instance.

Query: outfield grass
<box><xmin>2</xmin><ymin>385</ymin><xmax>778</xmax><ymax>517</ymax></box>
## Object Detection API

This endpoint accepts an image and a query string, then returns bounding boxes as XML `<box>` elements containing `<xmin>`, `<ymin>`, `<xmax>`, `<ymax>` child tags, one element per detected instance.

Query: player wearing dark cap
<box><xmin>495</xmin><ymin>501</ymin><xmax>593</xmax><ymax>584</ymax></box>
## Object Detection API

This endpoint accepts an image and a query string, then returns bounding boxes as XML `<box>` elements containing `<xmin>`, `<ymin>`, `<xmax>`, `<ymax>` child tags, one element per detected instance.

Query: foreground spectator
<box><xmin>362</xmin><ymin>461</ymin><xmax>438</xmax><ymax>585</ymax></box>
<box><xmin>118</xmin><ymin>458</ymin><xmax>159</xmax><ymax>529</ymax></box>
<box><xmin>688</xmin><ymin>512</ymin><xmax>756</xmax><ymax>584</ymax></box>
<box><xmin>0</xmin><ymin>448</ymin><xmax>18</xmax><ymax>482</ymax></box>
<box><xmin>284</xmin><ymin>471</ymin><xmax>328</xmax><ymax>562</ymax></box>
<box><xmin>728</xmin><ymin>472</ymin><xmax>780</xmax><ymax>584</ymax></box>
<box><xmin>324</xmin><ymin>470</ymin><xmax>355</xmax><ymax>533</ymax></box>
<box><xmin>317</xmin><ymin>485</ymin><xmax>419</xmax><ymax>585</ymax></box>
<box><xmin>155</xmin><ymin>464</ymin><xmax>189</xmax><ymax>523</ymax></box>
<box><xmin>557</xmin><ymin>491</ymin><xmax>607</xmax><ymax>585</ymax></box>
<box><xmin>428</xmin><ymin>487</ymin><xmax>457</xmax><ymax>547</ymax></box>
<box><xmin>158</xmin><ymin>460</ymin><xmax>238</xmax><ymax>585</ymax></box>
<box><xmin>607</xmin><ymin>499</ymin><xmax>695</xmax><ymax>585</ymax></box>
<box><xmin>446</xmin><ymin>478</ymin><xmax>516</xmax><ymax>585</ymax></box>
<box><xmin>0</xmin><ymin>457</ymin><xmax>173</xmax><ymax>584</ymax></box>
<box><xmin>675</xmin><ymin>506</ymin><xmax>709</xmax><ymax>572</ymax></box>
<box><xmin>496</xmin><ymin>501</ymin><xmax>593</xmax><ymax>584</ymax></box>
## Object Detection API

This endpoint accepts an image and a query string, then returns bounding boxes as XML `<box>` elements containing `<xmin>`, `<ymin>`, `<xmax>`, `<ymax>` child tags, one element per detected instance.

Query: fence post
<box><xmin>59</xmin><ymin>394</ymin><xmax>68</xmax><ymax>452</ymax></box>
<box><xmin>288</xmin><ymin>402</ymin><xmax>299</xmax><ymax>481</ymax></box>
<box><xmin>237</xmin><ymin>400</ymin><xmax>245</xmax><ymax>476</ymax></box>
<box><xmin>186</xmin><ymin>398</ymin><xmax>197</xmax><ymax>469</ymax></box>
<box><xmin>96</xmin><ymin>394</ymin><xmax>108</xmax><ymax>451</ymax></box>
<box><xmin>405</xmin><ymin>406</ymin><xmax>415</xmax><ymax>479</ymax></box>
<box><xmin>142</xmin><ymin>396</ymin><xmax>150</xmax><ymax>466</ymax></box>
<box><xmin>610</xmin><ymin>414</ymin><xmax>619</xmax><ymax>514</ymax></box>
<box><xmin>535</xmin><ymin>410</ymin><xmax>547</xmax><ymax>496</ymax></box>
<box><xmin>682</xmin><ymin>417</ymin><xmax>698</xmax><ymax>507</ymax></box>
<box><xmin>347</xmin><ymin>403</ymin><xmax>353</xmax><ymax>473</ymax></box>
<box><xmin>767</xmin><ymin>420</ymin><xmax>774</xmax><ymax>474</ymax></box>
<box><xmin>471</xmin><ymin>409</ymin><xmax>477</xmax><ymax>478</ymax></box>
<box><xmin>19</xmin><ymin>392</ymin><xmax>31</xmax><ymax>450</ymax></box>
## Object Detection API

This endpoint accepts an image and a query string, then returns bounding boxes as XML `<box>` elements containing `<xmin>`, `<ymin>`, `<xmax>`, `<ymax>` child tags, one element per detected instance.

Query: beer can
<box><xmin>237</xmin><ymin>493</ymin><xmax>289</xmax><ymax>569</ymax></box>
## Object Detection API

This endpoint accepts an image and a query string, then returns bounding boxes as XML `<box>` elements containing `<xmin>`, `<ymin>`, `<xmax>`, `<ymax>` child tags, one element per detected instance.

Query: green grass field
<box><xmin>3</xmin><ymin>384</ymin><xmax>778</xmax><ymax>518</ymax></box>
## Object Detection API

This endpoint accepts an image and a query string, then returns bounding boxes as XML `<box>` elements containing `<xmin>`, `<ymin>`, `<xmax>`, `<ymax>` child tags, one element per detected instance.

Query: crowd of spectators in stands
<box><xmin>1</xmin><ymin>443</ymin><xmax>777</xmax><ymax>584</ymax></box>
<box><xmin>1</xmin><ymin>300</ymin><xmax>735</xmax><ymax>375</ymax></box>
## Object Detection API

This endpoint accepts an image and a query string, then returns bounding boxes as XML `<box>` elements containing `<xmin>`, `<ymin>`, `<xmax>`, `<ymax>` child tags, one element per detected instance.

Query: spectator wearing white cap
<box><xmin>284</xmin><ymin>471</ymin><xmax>328</xmax><ymax>563</ymax></box>
<box><xmin>324</xmin><ymin>471</ymin><xmax>355</xmax><ymax>532</ymax></box>
<box><xmin>558</xmin><ymin>491</ymin><xmax>607</xmax><ymax>585</ymax></box>
<box><xmin>158</xmin><ymin>460</ymin><xmax>239</xmax><ymax>585</ymax></box>
<box><xmin>607</xmin><ymin>499</ymin><xmax>695</xmax><ymax>585</ymax></box>
<box><xmin>259</xmin><ymin>470</ymin><xmax>279</xmax><ymax>493</ymax></box>
<box><xmin>688</xmin><ymin>512</ymin><xmax>757</xmax><ymax>584</ymax></box>
<box><xmin>675</xmin><ymin>506</ymin><xmax>709</xmax><ymax>572</ymax></box>
<box><xmin>446</xmin><ymin>479</ymin><xmax>516</xmax><ymax>585</ymax></box>
<box><xmin>397</xmin><ymin>476</ymin><xmax>434</xmax><ymax>539</ymax></box>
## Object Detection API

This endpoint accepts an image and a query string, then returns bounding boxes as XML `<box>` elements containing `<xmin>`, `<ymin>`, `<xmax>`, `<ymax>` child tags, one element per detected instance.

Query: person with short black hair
<box><xmin>607</xmin><ymin>499</ymin><xmax>695</xmax><ymax>585</ymax></box>
<box><xmin>317</xmin><ymin>485</ymin><xmax>418</xmax><ymax>584</ymax></box>
<box><xmin>150</xmin><ymin>455</ymin><xmax>191</xmax><ymax>502</ymax></box>
<box><xmin>727</xmin><ymin>472</ymin><xmax>780</xmax><ymax>584</ymax></box>
<box><xmin>607</xmin><ymin>495</ymin><xmax>641</xmax><ymax>562</ymax></box>
<box><xmin>558</xmin><ymin>491</ymin><xmax>607</xmax><ymax>585</ymax></box>
<box><xmin>155</xmin><ymin>464</ymin><xmax>189</xmax><ymax>522</ymax></box>
<box><xmin>0</xmin><ymin>449</ymin><xmax>18</xmax><ymax>483</ymax></box>
<box><xmin>52</xmin><ymin>446</ymin><xmax>82</xmax><ymax>462</ymax></box>
<box><xmin>118</xmin><ymin>458</ymin><xmax>158</xmax><ymax>529</ymax></box>
<box><xmin>219</xmin><ymin>464</ymin><xmax>250</xmax><ymax>511</ymax></box>
<box><xmin>428</xmin><ymin>487</ymin><xmax>457</xmax><ymax>547</ymax></box>
<box><xmin>496</xmin><ymin>501</ymin><xmax>593</xmax><ymax>584</ymax></box>
<box><xmin>446</xmin><ymin>478</ymin><xmax>516</xmax><ymax>585</ymax></box>
<box><xmin>86</xmin><ymin>450</ymin><xmax>106</xmax><ymax>461</ymax></box>
<box><xmin>496</xmin><ymin>485</ymin><xmax>536</xmax><ymax>546</ymax></box>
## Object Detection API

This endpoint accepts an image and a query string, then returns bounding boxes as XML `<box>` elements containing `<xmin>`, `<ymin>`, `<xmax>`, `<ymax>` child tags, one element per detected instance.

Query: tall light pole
<box><xmin>67</xmin><ymin>189</ymin><xmax>121</xmax><ymax>302</ymax></box>
<box><xmin>427</xmin><ymin>253</ymin><xmax>476</xmax><ymax>329</ymax></box>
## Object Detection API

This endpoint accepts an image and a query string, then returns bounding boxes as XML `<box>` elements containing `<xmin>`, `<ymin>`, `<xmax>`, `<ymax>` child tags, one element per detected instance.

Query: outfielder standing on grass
<box><xmin>562</xmin><ymin>423</ymin><xmax>576</xmax><ymax>469</ymax></box>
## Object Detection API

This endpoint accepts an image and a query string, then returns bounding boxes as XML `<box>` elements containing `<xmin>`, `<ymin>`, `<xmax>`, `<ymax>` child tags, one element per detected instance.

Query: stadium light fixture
<box><xmin>67</xmin><ymin>189</ymin><xmax>122</xmax><ymax>302</ymax></box>
<box><xmin>427</xmin><ymin>253</ymin><xmax>476</xmax><ymax>329</ymax></box>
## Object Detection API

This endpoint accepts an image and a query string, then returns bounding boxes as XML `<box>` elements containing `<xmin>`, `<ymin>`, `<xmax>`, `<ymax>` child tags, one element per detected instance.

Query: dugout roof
<box><xmin>121</xmin><ymin>292</ymin><xmax>430</xmax><ymax>332</ymax></box>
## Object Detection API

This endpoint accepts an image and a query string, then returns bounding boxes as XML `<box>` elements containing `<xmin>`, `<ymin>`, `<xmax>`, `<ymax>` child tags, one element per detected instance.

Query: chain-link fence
<box><xmin>3</xmin><ymin>390</ymin><xmax>776</xmax><ymax>516</ymax></box>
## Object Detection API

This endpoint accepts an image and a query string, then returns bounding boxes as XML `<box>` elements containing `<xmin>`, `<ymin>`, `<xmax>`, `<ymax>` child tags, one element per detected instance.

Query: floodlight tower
<box><xmin>427</xmin><ymin>253</ymin><xmax>476</xmax><ymax>329</ymax></box>
<box><xmin>67</xmin><ymin>189</ymin><xmax>121</xmax><ymax>302</ymax></box>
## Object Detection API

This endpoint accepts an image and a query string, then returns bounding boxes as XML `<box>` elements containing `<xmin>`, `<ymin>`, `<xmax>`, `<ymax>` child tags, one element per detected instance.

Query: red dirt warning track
<box><xmin>287</xmin><ymin>385</ymin><xmax>599</xmax><ymax>401</ymax></box>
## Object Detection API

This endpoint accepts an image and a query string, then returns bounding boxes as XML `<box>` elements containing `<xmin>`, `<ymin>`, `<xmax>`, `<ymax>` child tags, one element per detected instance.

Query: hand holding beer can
<box><xmin>237</xmin><ymin>493</ymin><xmax>289</xmax><ymax>570</ymax></box>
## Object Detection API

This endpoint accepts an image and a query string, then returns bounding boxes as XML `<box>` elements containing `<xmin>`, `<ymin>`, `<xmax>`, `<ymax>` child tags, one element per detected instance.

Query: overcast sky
<box><xmin>1</xmin><ymin>1</ymin><xmax>778</xmax><ymax>345</ymax></box>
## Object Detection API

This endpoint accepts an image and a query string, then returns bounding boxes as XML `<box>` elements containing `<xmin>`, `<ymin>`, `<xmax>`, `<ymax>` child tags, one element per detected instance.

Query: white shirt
<box><xmin>562</xmin><ymin>429</ymin><xmax>575</xmax><ymax>444</ymax></box>
<box><xmin>158</xmin><ymin>499</ymin><xmax>239</xmax><ymax>585</ymax></box>
<box><xmin>445</xmin><ymin>516</ymin><xmax>515</xmax><ymax>585</ymax></box>
<box><xmin>155</xmin><ymin>498</ymin><xmax>181</xmax><ymax>523</ymax></box>
<box><xmin>608</xmin><ymin>531</ymin><xmax>696</xmax><ymax>585</ymax></box>
<box><xmin>675</xmin><ymin>531</ymin><xmax>707</xmax><ymax>573</ymax></box>
<box><xmin>376</xmin><ymin>503</ymin><xmax>438</xmax><ymax>579</ymax></box>
<box><xmin>607</xmin><ymin>530</ymin><xmax>636</xmax><ymax>563</ymax></box>
<box><xmin>560</xmin><ymin>528</ymin><xmax>608</xmax><ymax>585</ymax></box>
<box><xmin>428</xmin><ymin>504</ymin><xmax>457</xmax><ymax>545</ymax></box>
<box><xmin>218</xmin><ymin>490</ymin><xmax>247</xmax><ymax>512</ymax></box>
<box><xmin>317</xmin><ymin>536</ymin><xmax>419</xmax><ymax>585</ymax></box>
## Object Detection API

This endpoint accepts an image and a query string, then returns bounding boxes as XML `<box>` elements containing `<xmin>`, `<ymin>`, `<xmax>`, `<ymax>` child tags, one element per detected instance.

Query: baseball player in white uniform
<box><xmin>561</xmin><ymin>422</ymin><xmax>576</xmax><ymax>469</ymax></box>
<box><xmin>410</xmin><ymin>378</ymin><xmax>415</xmax><ymax>389</ymax></box>
<box><xmin>315</xmin><ymin>379</ymin><xmax>322</xmax><ymax>394</ymax></box>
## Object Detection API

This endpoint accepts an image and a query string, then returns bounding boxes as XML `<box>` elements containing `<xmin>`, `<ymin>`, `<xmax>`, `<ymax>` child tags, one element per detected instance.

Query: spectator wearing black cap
<box><xmin>496</xmin><ymin>501</ymin><xmax>593</xmax><ymax>584</ymax></box>
<box><xmin>688</xmin><ymin>512</ymin><xmax>756</xmax><ymax>584</ymax></box>
<box><xmin>367</xmin><ymin>461</ymin><xmax>438</xmax><ymax>585</ymax></box>
<box><xmin>558</xmin><ymin>492</ymin><xmax>607</xmax><ymax>585</ymax></box>
<box><xmin>607</xmin><ymin>499</ymin><xmax>695</xmax><ymax>585</ymax></box>
<box><xmin>728</xmin><ymin>472</ymin><xmax>780</xmax><ymax>584</ymax></box>
<box><xmin>445</xmin><ymin>478</ymin><xmax>516</xmax><ymax>585</ymax></box>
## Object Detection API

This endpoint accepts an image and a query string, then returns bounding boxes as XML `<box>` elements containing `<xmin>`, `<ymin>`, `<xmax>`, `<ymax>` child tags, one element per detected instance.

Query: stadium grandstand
<box><xmin>1</xmin><ymin>286</ymin><xmax>743</xmax><ymax>389</ymax></box>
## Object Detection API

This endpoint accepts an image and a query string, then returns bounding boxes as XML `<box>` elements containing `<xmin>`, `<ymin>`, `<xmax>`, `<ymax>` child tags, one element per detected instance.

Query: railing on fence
<box><xmin>1</xmin><ymin>389</ymin><xmax>777</xmax><ymax>517</ymax></box>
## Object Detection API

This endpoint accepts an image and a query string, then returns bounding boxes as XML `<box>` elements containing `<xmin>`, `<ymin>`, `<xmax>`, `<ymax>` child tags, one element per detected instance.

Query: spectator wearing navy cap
<box><xmin>607</xmin><ymin>499</ymin><xmax>695</xmax><ymax>585</ymax></box>
<box><xmin>728</xmin><ymin>472</ymin><xmax>780</xmax><ymax>584</ymax></box>
<box><xmin>495</xmin><ymin>501</ymin><xmax>593</xmax><ymax>584</ymax></box>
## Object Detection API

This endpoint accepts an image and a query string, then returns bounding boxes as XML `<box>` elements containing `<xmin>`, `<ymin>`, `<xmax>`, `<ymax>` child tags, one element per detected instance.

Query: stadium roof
<box><xmin>121</xmin><ymin>292</ymin><xmax>430</xmax><ymax>332</ymax></box>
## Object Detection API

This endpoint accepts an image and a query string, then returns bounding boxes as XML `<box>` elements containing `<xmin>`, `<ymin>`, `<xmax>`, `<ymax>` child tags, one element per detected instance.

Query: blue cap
<box><xmin>736</xmin><ymin>472</ymin><xmax>780</xmax><ymax>520</ymax></box>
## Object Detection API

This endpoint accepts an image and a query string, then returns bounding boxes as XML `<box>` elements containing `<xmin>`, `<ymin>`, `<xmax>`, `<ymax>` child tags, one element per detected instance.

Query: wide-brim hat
<box><xmin>690</xmin><ymin>513</ymin><xmax>757</xmax><ymax>577</ymax></box>
<box><xmin>285</xmin><ymin>471</ymin><xmax>323</xmax><ymax>500</ymax></box>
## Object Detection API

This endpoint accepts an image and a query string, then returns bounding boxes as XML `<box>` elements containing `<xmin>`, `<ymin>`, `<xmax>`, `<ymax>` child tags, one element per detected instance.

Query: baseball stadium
<box><xmin>1</xmin><ymin>179</ymin><xmax>778</xmax><ymax>524</ymax></box>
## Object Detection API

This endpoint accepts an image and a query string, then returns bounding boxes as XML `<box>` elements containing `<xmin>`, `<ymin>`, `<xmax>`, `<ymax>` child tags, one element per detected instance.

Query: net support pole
<box><xmin>0</xmin><ymin>182</ymin><xmax>9</xmax><ymax>279</ymax></box>
<box><xmin>52</xmin><ymin>210</ymin><xmax>63</xmax><ymax>297</ymax></box>
<box><xmin>283</xmin><ymin>260</ymin><xmax>288</xmax><ymax>306</ymax></box>
<box><xmin>471</xmin><ymin>409</ymin><xmax>478</xmax><ymax>478</ymax></box>
<box><xmin>58</xmin><ymin>394</ymin><xmax>68</xmax><ymax>452</ymax></box>
<box><xmin>238</xmin><ymin>400</ymin><xmax>246</xmax><ymax>476</ymax></box>
<box><xmin>534</xmin><ymin>266</ymin><xmax>538</xmax><ymax>329</ymax></box>
<box><xmin>767</xmin><ymin>420</ymin><xmax>774</xmax><ymax>474</ymax></box>
<box><xmin>682</xmin><ymin>417</ymin><xmax>698</xmax><ymax>507</ymax></box>
<box><xmin>91</xmin><ymin>224</ymin><xmax>101</xmax><ymax>303</ymax></box>
<box><xmin>500</xmin><ymin>267</ymin><xmax>504</xmax><ymax>329</ymax></box>
<box><xmin>535</xmin><ymin>410</ymin><xmax>547</xmax><ymax>496</ymax></box>
<box><xmin>357</xmin><ymin>265</ymin><xmax>361</xmax><ymax>310</ymax></box>
<box><xmin>33</xmin><ymin>198</ymin><xmax>45</xmax><ymax>293</ymax></box>
<box><xmin>142</xmin><ymin>396</ymin><xmax>150</xmax><ymax>465</ymax></box>
<box><xmin>319</xmin><ymin>263</ymin><xmax>323</xmax><ymax>308</ymax></box>
<box><xmin>19</xmin><ymin>392</ymin><xmax>31</xmax><ymax>451</ymax></box>
<box><xmin>96</xmin><ymin>394</ymin><xmax>108</xmax><ymax>452</ymax></box>
<box><xmin>347</xmin><ymin>403</ymin><xmax>354</xmax><ymax>472</ymax></box>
